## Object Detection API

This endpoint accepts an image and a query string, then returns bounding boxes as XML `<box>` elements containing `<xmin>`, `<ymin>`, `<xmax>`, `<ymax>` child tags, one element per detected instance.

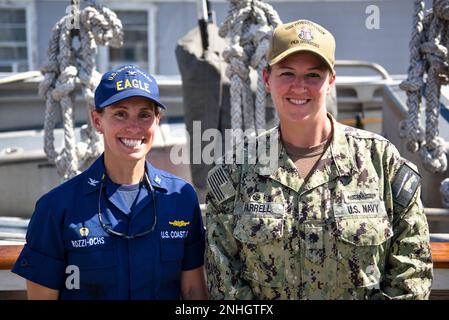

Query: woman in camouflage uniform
<box><xmin>205</xmin><ymin>19</ymin><xmax>432</xmax><ymax>299</ymax></box>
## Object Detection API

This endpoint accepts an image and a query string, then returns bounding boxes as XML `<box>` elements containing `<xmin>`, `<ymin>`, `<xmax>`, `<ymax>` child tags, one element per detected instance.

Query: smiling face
<box><xmin>91</xmin><ymin>96</ymin><xmax>160</xmax><ymax>167</ymax></box>
<box><xmin>263</xmin><ymin>51</ymin><xmax>335</xmax><ymax>129</ymax></box>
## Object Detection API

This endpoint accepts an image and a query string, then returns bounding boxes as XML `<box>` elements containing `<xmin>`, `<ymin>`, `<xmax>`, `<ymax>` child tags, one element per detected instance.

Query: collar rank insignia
<box><xmin>154</xmin><ymin>175</ymin><xmax>161</xmax><ymax>184</ymax></box>
<box><xmin>88</xmin><ymin>178</ymin><xmax>99</xmax><ymax>187</ymax></box>
<box><xmin>169</xmin><ymin>220</ymin><xmax>190</xmax><ymax>227</ymax></box>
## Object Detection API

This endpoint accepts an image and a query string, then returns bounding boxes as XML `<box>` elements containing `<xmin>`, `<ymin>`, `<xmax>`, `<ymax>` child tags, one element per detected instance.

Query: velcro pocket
<box><xmin>233</xmin><ymin>214</ymin><xmax>285</xmax><ymax>287</ymax></box>
<box><xmin>233</xmin><ymin>215</ymin><xmax>284</xmax><ymax>244</ymax></box>
<box><xmin>66</xmin><ymin>246</ymin><xmax>118</xmax><ymax>298</ymax></box>
<box><xmin>334</xmin><ymin>215</ymin><xmax>392</xmax><ymax>289</ymax></box>
<box><xmin>336</xmin><ymin>215</ymin><xmax>393</xmax><ymax>246</ymax></box>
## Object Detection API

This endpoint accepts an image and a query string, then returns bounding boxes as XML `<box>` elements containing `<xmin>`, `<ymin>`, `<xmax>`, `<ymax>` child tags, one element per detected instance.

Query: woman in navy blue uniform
<box><xmin>12</xmin><ymin>64</ymin><xmax>208</xmax><ymax>300</ymax></box>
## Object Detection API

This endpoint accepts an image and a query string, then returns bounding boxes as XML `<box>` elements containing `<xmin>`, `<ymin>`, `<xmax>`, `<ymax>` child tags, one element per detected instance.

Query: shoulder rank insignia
<box><xmin>207</xmin><ymin>166</ymin><xmax>236</xmax><ymax>204</ymax></box>
<box><xmin>392</xmin><ymin>163</ymin><xmax>421</xmax><ymax>208</ymax></box>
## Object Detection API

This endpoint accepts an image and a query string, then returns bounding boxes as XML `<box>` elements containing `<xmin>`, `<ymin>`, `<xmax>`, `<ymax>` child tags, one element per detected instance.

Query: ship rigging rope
<box><xmin>219</xmin><ymin>0</ymin><xmax>281</xmax><ymax>132</ymax></box>
<box><xmin>400</xmin><ymin>0</ymin><xmax>449</xmax><ymax>174</ymax></box>
<box><xmin>39</xmin><ymin>0</ymin><xmax>123</xmax><ymax>179</ymax></box>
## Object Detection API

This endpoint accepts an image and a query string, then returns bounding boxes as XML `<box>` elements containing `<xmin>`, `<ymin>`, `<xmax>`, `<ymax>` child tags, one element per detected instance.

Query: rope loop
<box><xmin>401</xmin><ymin>1</ymin><xmax>449</xmax><ymax>175</ymax></box>
<box><xmin>420</xmin><ymin>137</ymin><xmax>448</xmax><ymax>172</ymax></box>
<box><xmin>40</xmin><ymin>0</ymin><xmax>123</xmax><ymax>179</ymax></box>
<box><xmin>220</xmin><ymin>0</ymin><xmax>281</xmax><ymax>130</ymax></box>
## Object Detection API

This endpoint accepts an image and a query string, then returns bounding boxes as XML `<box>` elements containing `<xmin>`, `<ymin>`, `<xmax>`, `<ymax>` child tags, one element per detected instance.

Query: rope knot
<box><xmin>223</xmin><ymin>45</ymin><xmax>250</xmax><ymax>79</ymax></box>
<box><xmin>399</xmin><ymin>116</ymin><xmax>425</xmax><ymax>153</ymax></box>
<box><xmin>51</xmin><ymin>66</ymin><xmax>78</xmax><ymax>100</ymax></box>
<box><xmin>399</xmin><ymin>78</ymin><xmax>425</xmax><ymax>92</ymax></box>
<box><xmin>249</xmin><ymin>24</ymin><xmax>271</xmax><ymax>68</ymax></box>
<box><xmin>434</xmin><ymin>0</ymin><xmax>449</xmax><ymax>20</ymax></box>
<box><xmin>401</xmin><ymin>2</ymin><xmax>449</xmax><ymax>176</ymax></box>
<box><xmin>420</xmin><ymin>137</ymin><xmax>448</xmax><ymax>172</ymax></box>
<box><xmin>41</xmin><ymin>0</ymin><xmax>122</xmax><ymax>179</ymax></box>
<box><xmin>220</xmin><ymin>0</ymin><xmax>281</xmax><ymax>131</ymax></box>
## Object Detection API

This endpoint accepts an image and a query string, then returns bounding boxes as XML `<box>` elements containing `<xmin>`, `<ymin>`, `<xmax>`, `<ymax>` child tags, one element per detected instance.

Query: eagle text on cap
<box><xmin>116</xmin><ymin>78</ymin><xmax>151</xmax><ymax>93</ymax></box>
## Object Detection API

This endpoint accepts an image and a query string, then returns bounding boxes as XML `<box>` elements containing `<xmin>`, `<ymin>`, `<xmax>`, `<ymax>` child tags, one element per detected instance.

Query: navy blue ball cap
<box><xmin>94</xmin><ymin>64</ymin><xmax>167</xmax><ymax>110</ymax></box>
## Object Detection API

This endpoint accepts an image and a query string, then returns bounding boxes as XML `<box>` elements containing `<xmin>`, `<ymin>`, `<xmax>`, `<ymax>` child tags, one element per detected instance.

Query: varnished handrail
<box><xmin>0</xmin><ymin>245</ymin><xmax>23</xmax><ymax>270</ymax></box>
<box><xmin>431</xmin><ymin>242</ymin><xmax>449</xmax><ymax>269</ymax></box>
<box><xmin>425</xmin><ymin>208</ymin><xmax>449</xmax><ymax>222</ymax></box>
<box><xmin>1</xmin><ymin>243</ymin><xmax>449</xmax><ymax>270</ymax></box>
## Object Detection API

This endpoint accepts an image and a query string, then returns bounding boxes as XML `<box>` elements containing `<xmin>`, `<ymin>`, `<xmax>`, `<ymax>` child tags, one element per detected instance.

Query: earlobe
<box><xmin>262</xmin><ymin>68</ymin><xmax>271</xmax><ymax>92</ymax></box>
<box><xmin>327</xmin><ymin>73</ymin><xmax>336</xmax><ymax>94</ymax></box>
<box><xmin>91</xmin><ymin>110</ymin><xmax>103</xmax><ymax>134</ymax></box>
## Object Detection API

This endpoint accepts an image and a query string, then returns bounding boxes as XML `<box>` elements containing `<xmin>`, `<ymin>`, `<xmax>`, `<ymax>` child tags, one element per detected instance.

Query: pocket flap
<box><xmin>68</xmin><ymin>248</ymin><xmax>117</xmax><ymax>269</ymax></box>
<box><xmin>336</xmin><ymin>216</ymin><xmax>393</xmax><ymax>246</ymax></box>
<box><xmin>233</xmin><ymin>215</ymin><xmax>284</xmax><ymax>244</ymax></box>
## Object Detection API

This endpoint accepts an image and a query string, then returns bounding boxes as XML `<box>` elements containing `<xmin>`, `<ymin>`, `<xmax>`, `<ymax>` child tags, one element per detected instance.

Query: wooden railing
<box><xmin>1</xmin><ymin>242</ymin><xmax>448</xmax><ymax>300</ymax></box>
<box><xmin>2</xmin><ymin>242</ymin><xmax>449</xmax><ymax>271</ymax></box>
<box><xmin>0</xmin><ymin>245</ymin><xmax>22</xmax><ymax>270</ymax></box>
<box><xmin>431</xmin><ymin>242</ymin><xmax>449</xmax><ymax>268</ymax></box>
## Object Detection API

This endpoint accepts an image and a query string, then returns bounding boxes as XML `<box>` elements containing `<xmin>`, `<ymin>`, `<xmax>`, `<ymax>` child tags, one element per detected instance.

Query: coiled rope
<box><xmin>219</xmin><ymin>0</ymin><xmax>281</xmax><ymax>132</ymax></box>
<box><xmin>39</xmin><ymin>0</ymin><xmax>123</xmax><ymax>179</ymax></box>
<box><xmin>400</xmin><ymin>0</ymin><xmax>448</xmax><ymax>174</ymax></box>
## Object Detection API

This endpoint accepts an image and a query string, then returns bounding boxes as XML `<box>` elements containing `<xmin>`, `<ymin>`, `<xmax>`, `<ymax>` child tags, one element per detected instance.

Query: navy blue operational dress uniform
<box><xmin>12</xmin><ymin>65</ymin><xmax>206</xmax><ymax>299</ymax></box>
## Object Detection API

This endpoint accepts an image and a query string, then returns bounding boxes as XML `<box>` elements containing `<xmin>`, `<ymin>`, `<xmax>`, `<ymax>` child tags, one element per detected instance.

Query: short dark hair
<box><xmin>265</xmin><ymin>62</ymin><xmax>333</xmax><ymax>75</ymax></box>
<box><xmin>94</xmin><ymin>102</ymin><xmax>162</xmax><ymax>117</ymax></box>
<box><xmin>265</xmin><ymin>52</ymin><xmax>334</xmax><ymax>75</ymax></box>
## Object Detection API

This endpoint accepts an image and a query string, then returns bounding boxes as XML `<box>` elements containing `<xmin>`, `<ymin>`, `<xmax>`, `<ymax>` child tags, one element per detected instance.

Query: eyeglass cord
<box><xmin>97</xmin><ymin>172</ymin><xmax>157</xmax><ymax>239</ymax></box>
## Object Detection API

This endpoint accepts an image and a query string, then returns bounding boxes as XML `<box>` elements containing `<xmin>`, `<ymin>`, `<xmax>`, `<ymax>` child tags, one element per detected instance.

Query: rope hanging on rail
<box><xmin>400</xmin><ymin>0</ymin><xmax>449</xmax><ymax>174</ymax></box>
<box><xmin>219</xmin><ymin>0</ymin><xmax>281</xmax><ymax>132</ymax></box>
<box><xmin>39</xmin><ymin>0</ymin><xmax>123</xmax><ymax>179</ymax></box>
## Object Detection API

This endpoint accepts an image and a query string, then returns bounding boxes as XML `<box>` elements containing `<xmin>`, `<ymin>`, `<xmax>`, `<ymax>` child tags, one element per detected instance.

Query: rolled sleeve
<box><xmin>12</xmin><ymin>245</ymin><xmax>65</xmax><ymax>290</ymax></box>
<box><xmin>11</xmin><ymin>193</ymin><xmax>66</xmax><ymax>290</ymax></box>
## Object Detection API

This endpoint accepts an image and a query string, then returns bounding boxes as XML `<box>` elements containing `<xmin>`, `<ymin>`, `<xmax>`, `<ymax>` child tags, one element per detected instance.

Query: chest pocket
<box><xmin>233</xmin><ymin>213</ymin><xmax>285</xmax><ymax>288</ymax></box>
<box><xmin>160</xmin><ymin>239</ymin><xmax>183</xmax><ymax>282</ymax></box>
<box><xmin>334</xmin><ymin>212</ymin><xmax>393</xmax><ymax>289</ymax></box>
<box><xmin>66</xmin><ymin>239</ymin><xmax>118</xmax><ymax>299</ymax></box>
<box><xmin>157</xmin><ymin>239</ymin><xmax>184</xmax><ymax>299</ymax></box>
<box><xmin>161</xmin><ymin>239</ymin><xmax>184</xmax><ymax>261</ymax></box>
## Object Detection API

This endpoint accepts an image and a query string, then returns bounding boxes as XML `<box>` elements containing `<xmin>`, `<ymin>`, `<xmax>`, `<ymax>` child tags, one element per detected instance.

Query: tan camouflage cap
<box><xmin>268</xmin><ymin>19</ymin><xmax>336</xmax><ymax>73</ymax></box>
